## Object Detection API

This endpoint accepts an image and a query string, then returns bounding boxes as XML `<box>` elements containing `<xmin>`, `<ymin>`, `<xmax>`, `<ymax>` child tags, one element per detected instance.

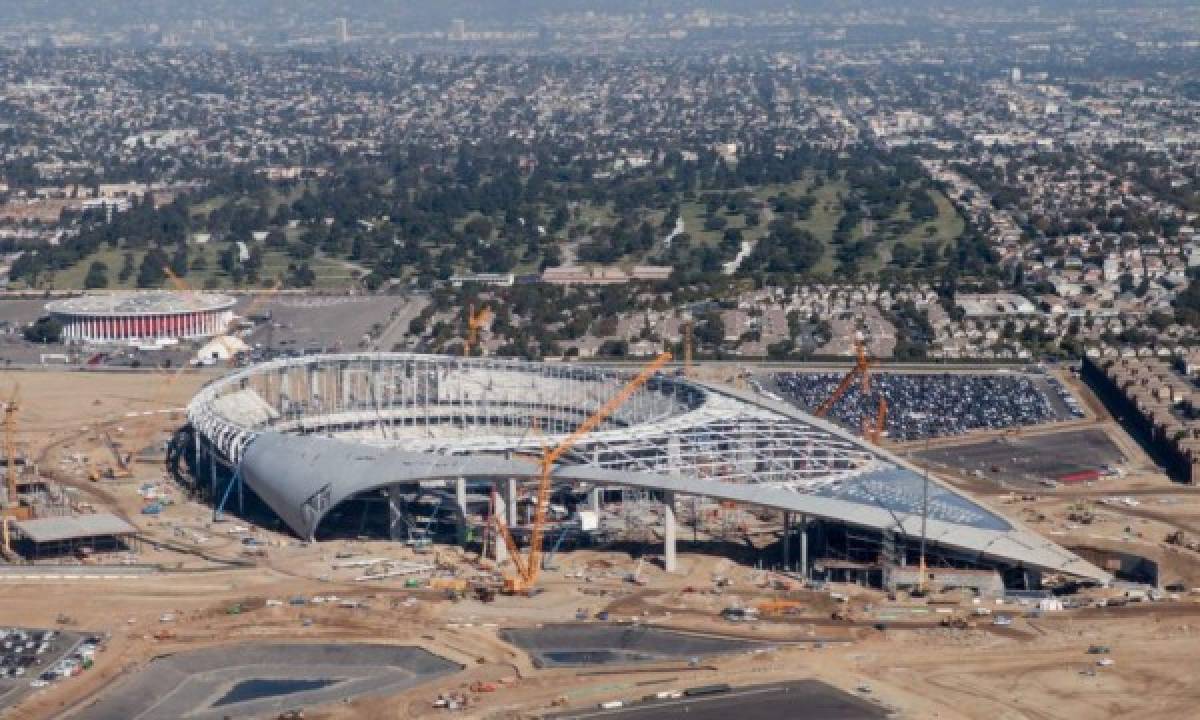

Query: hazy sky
<box><xmin>3</xmin><ymin>1</ymin><xmax>1169</xmax><ymax>27</ymax></box>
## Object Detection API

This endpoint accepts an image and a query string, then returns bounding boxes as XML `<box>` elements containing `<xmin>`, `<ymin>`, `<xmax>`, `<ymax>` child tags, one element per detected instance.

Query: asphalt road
<box><xmin>549</xmin><ymin>680</ymin><xmax>888</xmax><ymax>719</ymax></box>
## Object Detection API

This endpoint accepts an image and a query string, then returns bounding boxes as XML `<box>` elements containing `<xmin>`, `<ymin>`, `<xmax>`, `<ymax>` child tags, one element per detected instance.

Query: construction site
<box><xmin>4</xmin><ymin>326</ymin><xmax>1200</xmax><ymax>720</ymax></box>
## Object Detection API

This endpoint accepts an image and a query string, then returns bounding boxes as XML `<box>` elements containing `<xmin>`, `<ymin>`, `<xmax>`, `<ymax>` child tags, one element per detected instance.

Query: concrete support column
<box><xmin>505</xmin><ymin>477</ymin><xmax>518</xmax><ymax>527</ymax></box>
<box><xmin>455</xmin><ymin>477</ymin><xmax>468</xmax><ymax>544</ymax></box>
<box><xmin>208</xmin><ymin>445</ymin><xmax>217</xmax><ymax>499</ymax></box>
<box><xmin>663</xmin><ymin>491</ymin><xmax>677</xmax><ymax>574</ymax></box>
<box><xmin>799</xmin><ymin>514</ymin><xmax>809</xmax><ymax>579</ymax></box>
<box><xmin>782</xmin><ymin>511</ymin><xmax>792</xmax><ymax>570</ymax></box>
<box><xmin>387</xmin><ymin>485</ymin><xmax>406</xmax><ymax>542</ymax></box>
<box><xmin>590</xmin><ymin>486</ymin><xmax>602</xmax><ymax>514</ymax></box>
<box><xmin>193</xmin><ymin>432</ymin><xmax>202</xmax><ymax>491</ymax></box>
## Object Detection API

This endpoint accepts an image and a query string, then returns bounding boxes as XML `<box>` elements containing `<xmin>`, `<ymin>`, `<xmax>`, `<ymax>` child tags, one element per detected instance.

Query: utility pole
<box><xmin>919</xmin><ymin>465</ymin><xmax>929</xmax><ymax>593</ymax></box>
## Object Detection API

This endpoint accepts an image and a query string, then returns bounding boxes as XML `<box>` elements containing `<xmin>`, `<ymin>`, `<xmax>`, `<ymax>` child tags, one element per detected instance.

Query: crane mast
<box><xmin>814</xmin><ymin>338</ymin><xmax>886</xmax><ymax>444</ymax></box>
<box><xmin>463</xmin><ymin>304</ymin><xmax>493</xmax><ymax>357</ymax></box>
<box><xmin>493</xmin><ymin>352</ymin><xmax>672</xmax><ymax>593</ymax></box>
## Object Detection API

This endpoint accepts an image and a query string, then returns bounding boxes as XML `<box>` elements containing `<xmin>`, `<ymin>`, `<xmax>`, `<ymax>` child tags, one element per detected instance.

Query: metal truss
<box><xmin>187</xmin><ymin>352</ymin><xmax>882</xmax><ymax>492</ymax></box>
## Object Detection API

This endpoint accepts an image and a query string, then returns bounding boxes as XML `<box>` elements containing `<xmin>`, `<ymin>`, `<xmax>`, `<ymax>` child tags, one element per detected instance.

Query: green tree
<box><xmin>24</xmin><ymin>316</ymin><xmax>63</xmax><ymax>343</ymax></box>
<box><xmin>84</xmin><ymin>261</ymin><xmax>109</xmax><ymax>289</ymax></box>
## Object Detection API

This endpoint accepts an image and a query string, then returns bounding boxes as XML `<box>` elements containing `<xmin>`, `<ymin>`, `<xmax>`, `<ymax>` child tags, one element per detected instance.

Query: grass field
<box><xmin>40</xmin><ymin>243</ymin><xmax>355</xmax><ymax>291</ymax></box>
<box><xmin>35</xmin><ymin>171</ymin><xmax>964</xmax><ymax>290</ymax></box>
<box><xmin>755</xmin><ymin>176</ymin><xmax>962</xmax><ymax>277</ymax></box>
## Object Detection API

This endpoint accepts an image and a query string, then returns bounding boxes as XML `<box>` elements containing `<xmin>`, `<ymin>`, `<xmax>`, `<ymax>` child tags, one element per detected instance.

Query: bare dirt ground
<box><xmin>3</xmin><ymin>369</ymin><xmax>1200</xmax><ymax>720</ymax></box>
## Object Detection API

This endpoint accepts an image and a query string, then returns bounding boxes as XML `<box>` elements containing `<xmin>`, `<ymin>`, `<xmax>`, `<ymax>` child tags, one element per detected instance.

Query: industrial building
<box><xmin>183</xmin><ymin>353</ymin><xmax>1110</xmax><ymax>588</ymax></box>
<box><xmin>45</xmin><ymin>291</ymin><xmax>236</xmax><ymax>344</ymax></box>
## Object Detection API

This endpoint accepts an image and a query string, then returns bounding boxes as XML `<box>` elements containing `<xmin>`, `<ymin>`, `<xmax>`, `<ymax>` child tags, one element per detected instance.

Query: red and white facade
<box><xmin>47</xmin><ymin>292</ymin><xmax>236</xmax><ymax>344</ymax></box>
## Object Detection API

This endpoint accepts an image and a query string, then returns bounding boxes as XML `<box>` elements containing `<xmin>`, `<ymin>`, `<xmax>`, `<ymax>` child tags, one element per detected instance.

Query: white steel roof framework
<box><xmin>186</xmin><ymin>353</ymin><xmax>1110</xmax><ymax>583</ymax></box>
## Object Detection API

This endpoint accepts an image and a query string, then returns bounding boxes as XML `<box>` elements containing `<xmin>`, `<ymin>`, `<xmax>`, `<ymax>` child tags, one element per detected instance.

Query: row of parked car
<box><xmin>0</xmin><ymin>628</ymin><xmax>104</xmax><ymax>690</ymax></box>
<box><xmin>30</xmin><ymin>636</ymin><xmax>103</xmax><ymax>688</ymax></box>
<box><xmin>0</xmin><ymin>628</ymin><xmax>60</xmax><ymax>680</ymax></box>
<box><xmin>774</xmin><ymin>371</ymin><xmax>1061</xmax><ymax>440</ymax></box>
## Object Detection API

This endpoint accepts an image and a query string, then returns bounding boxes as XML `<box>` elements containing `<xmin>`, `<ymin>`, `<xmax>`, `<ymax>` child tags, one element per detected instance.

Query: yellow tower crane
<box><xmin>2</xmin><ymin>384</ymin><xmax>23</xmax><ymax>554</ymax></box>
<box><xmin>492</xmin><ymin>352</ymin><xmax>672</xmax><ymax>594</ymax></box>
<box><xmin>3</xmin><ymin>384</ymin><xmax>20</xmax><ymax>508</ymax></box>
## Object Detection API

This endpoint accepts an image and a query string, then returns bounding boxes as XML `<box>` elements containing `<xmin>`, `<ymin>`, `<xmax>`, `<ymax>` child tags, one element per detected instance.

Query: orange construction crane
<box><xmin>164</xmin><ymin>266</ymin><xmax>281</xmax><ymax>365</ymax></box>
<box><xmin>756</xmin><ymin>599</ymin><xmax>804</xmax><ymax>615</ymax></box>
<box><xmin>814</xmin><ymin>339</ymin><xmax>886</xmax><ymax>445</ymax></box>
<box><xmin>463</xmin><ymin>304</ymin><xmax>492</xmax><ymax>357</ymax></box>
<box><xmin>492</xmin><ymin>352</ymin><xmax>672</xmax><ymax>594</ymax></box>
<box><xmin>814</xmin><ymin>339</ymin><xmax>872</xmax><ymax>418</ymax></box>
<box><xmin>866</xmin><ymin>396</ymin><xmax>888</xmax><ymax>444</ymax></box>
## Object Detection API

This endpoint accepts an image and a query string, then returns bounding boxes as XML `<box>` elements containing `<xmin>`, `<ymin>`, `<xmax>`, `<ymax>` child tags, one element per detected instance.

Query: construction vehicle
<box><xmin>103</xmin><ymin>431</ymin><xmax>133</xmax><ymax>479</ymax></box>
<box><xmin>939</xmin><ymin>615</ymin><xmax>975</xmax><ymax>630</ymax></box>
<box><xmin>491</xmin><ymin>352</ymin><xmax>672</xmax><ymax>595</ymax></box>
<box><xmin>756</xmin><ymin>599</ymin><xmax>804</xmax><ymax>616</ymax></box>
<box><xmin>813</xmin><ymin>338</ymin><xmax>887</xmax><ymax>444</ymax></box>
<box><xmin>721</xmin><ymin>606</ymin><xmax>759</xmax><ymax>623</ymax></box>
<box><xmin>1067</xmin><ymin>502</ymin><xmax>1095</xmax><ymax>525</ymax></box>
<box><xmin>463</xmin><ymin>304</ymin><xmax>493</xmax><ymax>357</ymax></box>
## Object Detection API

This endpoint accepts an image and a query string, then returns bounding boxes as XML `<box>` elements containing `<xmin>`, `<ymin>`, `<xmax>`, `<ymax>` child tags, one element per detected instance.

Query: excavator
<box><xmin>491</xmin><ymin>352</ymin><xmax>672</xmax><ymax>594</ymax></box>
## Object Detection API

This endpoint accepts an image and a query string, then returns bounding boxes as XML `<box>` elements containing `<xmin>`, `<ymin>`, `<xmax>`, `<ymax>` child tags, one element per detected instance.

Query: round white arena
<box><xmin>46</xmin><ymin>291</ymin><xmax>236</xmax><ymax>344</ymax></box>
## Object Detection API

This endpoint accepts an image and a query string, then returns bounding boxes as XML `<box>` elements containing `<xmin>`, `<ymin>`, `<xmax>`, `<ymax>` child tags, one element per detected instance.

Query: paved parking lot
<box><xmin>916</xmin><ymin>428</ymin><xmax>1126</xmax><ymax>489</ymax></box>
<box><xmin>774</xmin><ymin>371</ymin><xmax>1076</xmax><ymax>441</ymax></box>
<box><xmin>0</xmin><ymin>627</ymin><xmax>89</xmax><ymax>714</ymax></box>
<box><xmin>75</xmin><ymin>642</ymin><xmax>459</xmax><ymax>720</ymax></box>
<box><xmin>245</xmin><ymin>295</ymin><xmax>417</xmax><ymax>356</ymax></box>
<box><xmin>501</xmin><ymin>624</ymin><xmax>764</xmax><ymax>668</ymax></box>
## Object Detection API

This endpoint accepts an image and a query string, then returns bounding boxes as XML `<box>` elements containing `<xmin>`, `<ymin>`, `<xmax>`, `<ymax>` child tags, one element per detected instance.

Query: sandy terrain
<box><xmin>2</xmin><ymin>368</ymin><xmax>1200</xmax><ymax>720</ymax></box>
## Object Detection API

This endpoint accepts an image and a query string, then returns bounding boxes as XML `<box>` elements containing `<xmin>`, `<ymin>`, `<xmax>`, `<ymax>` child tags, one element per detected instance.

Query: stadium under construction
<box><xmin>179</xmin><ymin>353</ymin><xmax>1110</xmax><ymax>590</ymax></box>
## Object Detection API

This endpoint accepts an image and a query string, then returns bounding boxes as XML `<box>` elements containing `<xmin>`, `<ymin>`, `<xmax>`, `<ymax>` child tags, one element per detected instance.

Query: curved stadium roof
<box><xmin>187</xmin><ymin>353</ymin><xmax>1110</xmax><ymax>583</ymax></box>
<box><xmin>46</xmin><ymin>291</ymin><xmax>235</xmax><ymax>316</ymax></box>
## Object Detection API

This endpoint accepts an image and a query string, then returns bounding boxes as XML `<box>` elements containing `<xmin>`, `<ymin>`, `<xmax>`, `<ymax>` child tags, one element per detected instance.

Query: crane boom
<box><xmin>495</xmin><ymin>352</ymin><xmax>672</xmax><ymax>593</ymax></box>
<box><xmin>3</xmin><ymin>384</ymin><xmax>19</xmax><ymax>505</ymax></box>
<box><xmin>815</xmin><ymin>339</ymin><xmax>872</xmax><ymax>418</ymax></box>
<box><xmin>464</xmin><ymin>304</ymin><xmax>493</xmax><ymax>357</ymax></box>
<box><xmin>815</xmin><ymin>369</ymin><xmax>859</xmax><ymax>417</ymax></box>
<box><xmin>872</xmin><ymin>396</ymin><xmax>888</xmax><ymax>444</ymax></box>
<box><xmin>814</xmin><ymin>339</ymin><xmax>886</xmax><ymax>445</ymax></box>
